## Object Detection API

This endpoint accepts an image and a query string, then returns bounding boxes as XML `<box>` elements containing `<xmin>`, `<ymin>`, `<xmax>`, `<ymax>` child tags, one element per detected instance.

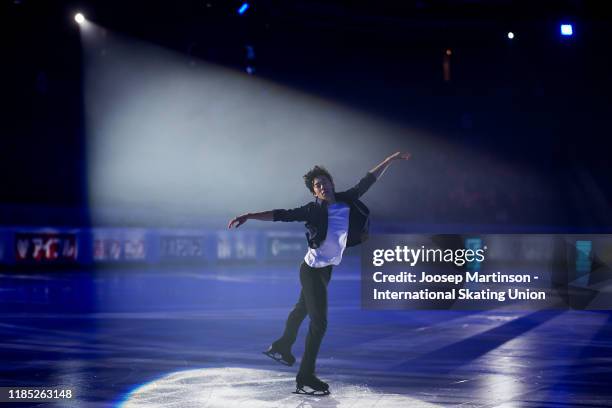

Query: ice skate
<box><xmin>262</xmin><ymin>344</ymin><xmax>296</xmax><ymax>367</ymax></box>
<box><xmin>293</xmin><ymin>373</ymin><xmax>330</xmax><ymax>396</ymax></box>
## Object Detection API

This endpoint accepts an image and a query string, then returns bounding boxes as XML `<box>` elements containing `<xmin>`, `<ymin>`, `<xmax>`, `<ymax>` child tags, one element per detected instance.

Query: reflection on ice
<box><xmin>120</xmin><ymin>367</ymin><xmax>439</xmax><ymax>408</ymax></box>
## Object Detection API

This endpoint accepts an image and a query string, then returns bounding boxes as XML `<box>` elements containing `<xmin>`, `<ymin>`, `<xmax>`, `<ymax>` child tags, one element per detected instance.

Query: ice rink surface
<box><xmin>1</xmin><ymin>258</ymin><xmax>611</xmax><ymax>407</ymax></box>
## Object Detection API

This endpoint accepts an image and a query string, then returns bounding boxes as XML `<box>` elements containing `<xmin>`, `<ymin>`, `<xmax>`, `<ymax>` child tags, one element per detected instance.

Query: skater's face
<box><xmin>312</xmin><ymin>176</ymin><xmax>335</xmax><ymax>203</ymax></box>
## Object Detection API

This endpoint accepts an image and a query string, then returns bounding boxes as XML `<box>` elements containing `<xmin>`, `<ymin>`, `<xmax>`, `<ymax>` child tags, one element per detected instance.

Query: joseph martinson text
<box><xmin>372</xmin><ymin>271</ymin><xmax>547</xmax><ymax>302</ymax></box>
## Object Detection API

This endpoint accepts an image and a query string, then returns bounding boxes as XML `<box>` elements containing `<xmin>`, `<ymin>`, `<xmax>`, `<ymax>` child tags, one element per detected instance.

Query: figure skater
<box><xmin>228</xmin><ymin>151</ymin><xmax>411</xmax><ymax>395</ymax></box>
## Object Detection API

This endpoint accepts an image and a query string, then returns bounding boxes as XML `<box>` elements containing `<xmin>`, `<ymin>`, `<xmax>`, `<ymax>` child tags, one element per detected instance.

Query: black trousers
<box><xmin>273</xmin><ymin>261</ymin><xmax>332</xmax><ymax>376</ymax></box>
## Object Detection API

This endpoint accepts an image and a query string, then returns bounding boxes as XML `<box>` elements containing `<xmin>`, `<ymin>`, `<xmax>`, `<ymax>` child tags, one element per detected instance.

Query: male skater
<box><xmin>228</xmin><ymin>151</ymin><xmax>411</xmax><ymax>395</ymax></box>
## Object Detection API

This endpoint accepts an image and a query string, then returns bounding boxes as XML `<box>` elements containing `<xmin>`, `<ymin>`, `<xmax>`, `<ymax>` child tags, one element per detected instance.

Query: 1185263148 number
<box><xmin>1</xmin><ymin>387</ymin><xmax>73</xmax><ymax>402</ymax></box>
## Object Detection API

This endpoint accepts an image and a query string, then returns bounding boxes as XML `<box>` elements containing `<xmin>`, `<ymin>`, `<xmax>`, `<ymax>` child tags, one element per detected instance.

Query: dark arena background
<box><xmin>2</xmin><ymin>0</ymin><xmax>612</xmax><ymax>406</ymax></box>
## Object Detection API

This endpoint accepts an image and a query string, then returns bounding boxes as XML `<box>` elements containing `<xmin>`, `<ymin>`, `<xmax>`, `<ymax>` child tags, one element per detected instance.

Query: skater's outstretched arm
<box><xmin>228</xmin><ymin>210</ymin><xmax>273</xmax><ymax>229</ymax></box>
<box><xmin>369</xmin><ymin>151</ymin><xmax>412</xmax><ymax>180</ymax></box>
<box><xmin>228</xmin><ymin>203</ymin><xmax>310</xmax><ymax>229</ymax></box>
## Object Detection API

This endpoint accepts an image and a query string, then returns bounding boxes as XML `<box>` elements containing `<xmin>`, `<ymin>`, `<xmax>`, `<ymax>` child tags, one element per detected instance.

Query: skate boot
<box><xmin>294</xmin><ymin>373</ymin><xmax>330</xmax><ymax>396</ymax></box>
<box><xmin>262</xmin><ymin>343</ymin><xmax>296</xmax><ymax>367</ymax></box>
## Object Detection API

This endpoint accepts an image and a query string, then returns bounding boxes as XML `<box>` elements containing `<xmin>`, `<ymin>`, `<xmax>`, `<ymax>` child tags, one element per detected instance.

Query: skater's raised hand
<box><xmin>369</xmin><ymin>151</ymin><xmax>412</xmax><ymax>180</ymax></box>
<box><xmin>228</xmin><ymin>214</ymin><xmax>249</xmax><ymax>229</ymax></box>
<box><xmin>387</xmin><ymin>151</ymin><xmax>412</xmax><ymax>161</ymax></box>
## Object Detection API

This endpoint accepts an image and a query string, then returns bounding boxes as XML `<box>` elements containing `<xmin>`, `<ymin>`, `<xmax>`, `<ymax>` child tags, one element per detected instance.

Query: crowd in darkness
<box><xmin>388</xmin><ymin>148</ymin><xmax>571</xmax><ymax>227</ymax></box>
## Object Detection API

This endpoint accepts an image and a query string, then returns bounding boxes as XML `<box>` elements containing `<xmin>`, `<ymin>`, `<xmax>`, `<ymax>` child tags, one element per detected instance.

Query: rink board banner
<box><xmin>92</xmin><ymin>229</ymin><xmax>147</xmax><ymax>262</ymax></box>
<box><xmin>159</xmin><ymin>235</ymin><xmax>206</xmax><ymax>260</ymax></box>
<box><xmin>0</xmin><ymin>229</ymin><xmax>7</xmax><ymax>262</ymax></box>
<box><xmin>361</xmin><ymin>234</ymin><xmax>612</xmax><ymax>311</ymax></box>
<box><xmin>14</xmin><ymin>232</ymin><xmax>79</xmax><ymax>264</ymax></box>
<box><xmin>215</xmin><ymin>231</ymin><xmax>259</xmax><ymax>261</ymax></box>
<box><xmin>265</xmin><ymin>232</ymin><xmax>308</xmax><ymax>260</ymax></box>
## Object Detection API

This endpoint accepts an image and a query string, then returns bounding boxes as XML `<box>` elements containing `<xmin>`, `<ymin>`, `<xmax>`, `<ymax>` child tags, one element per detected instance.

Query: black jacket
<box><xmin>272</xmin><ymin>172</ymin><xmax>376</xmax><ymax>249</ymax></box>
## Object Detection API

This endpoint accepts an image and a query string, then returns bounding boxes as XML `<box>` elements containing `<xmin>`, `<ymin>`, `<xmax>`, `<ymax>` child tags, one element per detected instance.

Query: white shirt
<box><xmin>304</xmin><ymin>202</ymin><xmax>349</xmax><ymax>268</ymax></box>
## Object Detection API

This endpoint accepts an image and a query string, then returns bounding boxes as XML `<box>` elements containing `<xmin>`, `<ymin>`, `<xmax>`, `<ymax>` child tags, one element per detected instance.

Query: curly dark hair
<box><xmin>303</xmin><ymin>165</ymin><xmax>334</xmax><ymax>194</ymax></box>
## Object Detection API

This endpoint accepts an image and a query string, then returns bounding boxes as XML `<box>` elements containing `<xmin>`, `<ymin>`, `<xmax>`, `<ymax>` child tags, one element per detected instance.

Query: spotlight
<box><xmin>560</xmin><ymin>24</ymin><xmax>573</xmax><ymax>36</ymax></box>
<box><xmin>74</xmin><ymin>13</ymin><xmax>85</xmax><ymax>24</ymax></box>
<box><xmin>507</xmin><ymin>31</ymin><xmax>515</xmax><ymax>39</ymax></box>
<box><xmin>237</xmin><ymin>3</ymin><xmax>249</xmax><ymax>15</ymax></box>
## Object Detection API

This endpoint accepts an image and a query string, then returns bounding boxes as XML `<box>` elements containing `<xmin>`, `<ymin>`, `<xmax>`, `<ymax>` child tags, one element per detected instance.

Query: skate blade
<box><xmin>262</xmin><ymin>351</ymin><xmax>293</xmax><ymax>367</ymax></box>
<box><xmin>293</xmin><ymin>387</ymin><xmax>330</xmax><ymax>396</ymax></box>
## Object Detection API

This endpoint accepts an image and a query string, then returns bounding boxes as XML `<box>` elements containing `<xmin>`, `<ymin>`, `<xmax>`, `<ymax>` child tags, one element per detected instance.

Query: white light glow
<box><xmin>80</xmin><ymin>26</ymin><xmax>433</xmax><ymax>225</ymax></box>
<box><xmin>560</xmin><ymin>24</ymin><xmax>573</xmax><ymax>36</ymax></box>
<box><xmin>74</xmin><ymin>13</ymin><xmax>85</xmax><ymax>24</ymax></box>
<box><xmin>120</xmin><ymin>367</ymin><xmax>441</xmax><ymax>407</ymax></box>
